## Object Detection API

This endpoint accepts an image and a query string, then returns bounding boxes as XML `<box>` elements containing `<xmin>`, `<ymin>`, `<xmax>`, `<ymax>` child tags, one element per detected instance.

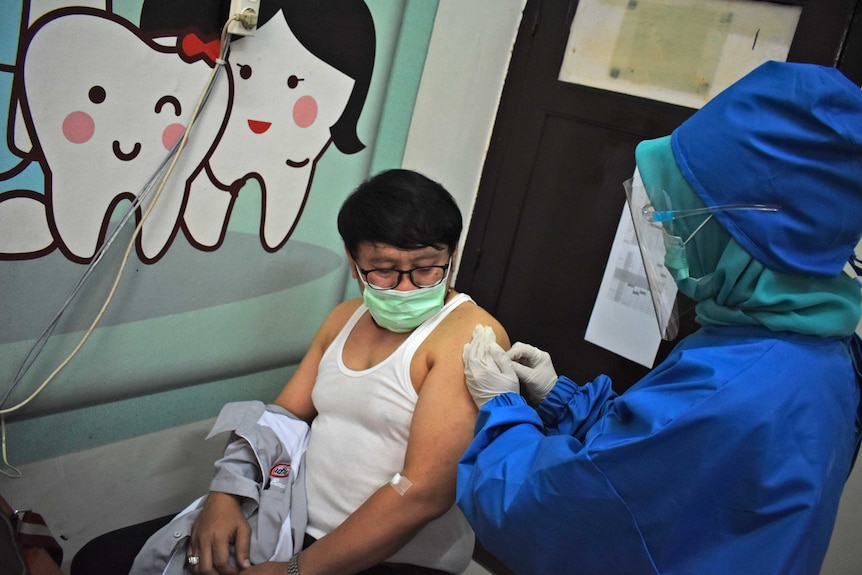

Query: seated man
<box><xmin>189</xmin><ymin>169</ymin><xmax>508</xmax><ymax>575</ymax></box>
<box><xmin>74</xmin><ymin>169</ymin><xmax>508</xmax><ymax>575</ymax></box>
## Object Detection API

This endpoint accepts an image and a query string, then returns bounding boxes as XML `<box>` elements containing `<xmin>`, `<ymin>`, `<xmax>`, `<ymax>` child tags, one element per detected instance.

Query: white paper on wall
<box><xmin>585</xmin><ymin>205</ymin><xmax>661</xmax><ymax>368</ymax></box>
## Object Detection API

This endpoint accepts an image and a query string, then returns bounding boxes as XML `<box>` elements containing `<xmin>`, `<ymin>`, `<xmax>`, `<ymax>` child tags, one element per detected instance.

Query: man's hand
<box><xmin>507</xmin><ymin>342</ymin><xmax>558</xmax><ymax>406</ymax></box>
<box><xmin>463</xmin><ymin>325</ymin><xmax>519</xmax><ymax>408</ymax></box>
<box><xmin>188</xmin><ymin>491</ymin><xmax>252</xmax><ymax>575</ymax></box>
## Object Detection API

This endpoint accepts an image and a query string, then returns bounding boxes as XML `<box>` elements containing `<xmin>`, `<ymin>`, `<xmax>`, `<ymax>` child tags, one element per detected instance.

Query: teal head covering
<box><xmin>635</xmin><ymin>136</ymin><xmax>860</xmax><ymax>337</ymax></box>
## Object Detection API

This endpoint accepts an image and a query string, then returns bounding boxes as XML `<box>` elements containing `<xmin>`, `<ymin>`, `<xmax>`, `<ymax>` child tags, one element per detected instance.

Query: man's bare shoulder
<box><xmin>316</xmin><ymin>297</ymin><xmax>364</xmax><ymax>343</ymax></box>
<box><xmin>330</xmin><ymin>297</ymin><xmax>363</xmax><ymax>318</ymax></box>
<box><xmin>433</xmin><ymin>292</ymin><xmax>510</xmax><ymax>351</ymax></box>
<box><xmin>412</xmin><ymin>293</ymin><xmax>509</xmax><ymax>395</ymax></box>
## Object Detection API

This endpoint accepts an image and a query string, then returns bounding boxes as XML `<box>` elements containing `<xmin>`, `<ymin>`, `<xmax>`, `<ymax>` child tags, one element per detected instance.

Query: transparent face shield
<box><xmin>624</xmin><ymin>170</ymin><xmax>780</xmax><ymax>340</ymax></box>
<box><xmin>624</xmin><ymin>173</ymin><xmax>681</xmax><ymax>340</ymax></box>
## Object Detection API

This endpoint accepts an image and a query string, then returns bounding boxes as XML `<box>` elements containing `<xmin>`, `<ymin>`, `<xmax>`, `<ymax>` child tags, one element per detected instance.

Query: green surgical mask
<box><xmin>358</xmin><ymin>269</ymin><xmax>449</xmax><ymax>333</ymax></box>
<box><xmin>662</xmin><ymin>214</ymin><xmax>713</xmax><ymax>282</ymax></box>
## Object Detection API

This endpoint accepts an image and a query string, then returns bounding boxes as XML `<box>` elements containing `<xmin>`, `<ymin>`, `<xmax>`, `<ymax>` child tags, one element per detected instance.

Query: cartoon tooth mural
<box><xmin>9</xmin><ymin>8</ymin><xmax>228</xmax><ymax>263</ymax></box>
<box><xmin>1</xmin><ymin>0</ymin><xmax>376</xmax><ymax>262</ymax></box>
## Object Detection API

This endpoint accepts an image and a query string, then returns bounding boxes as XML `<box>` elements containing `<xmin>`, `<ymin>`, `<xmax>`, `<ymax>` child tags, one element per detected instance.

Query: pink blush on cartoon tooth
<box><xmin>63</xmin><ymin>111</ymin><xmax>95</xmax><ymax>144</ymax></box>
<box><xmin>293</xmin><ymin>95</ymin><xmax>317</xmax><ymax>128</ymax></box>
<box><xmin>162</xmin><ymin>123</ymin><xmax>186</xmax><ymax>150</ymax></box>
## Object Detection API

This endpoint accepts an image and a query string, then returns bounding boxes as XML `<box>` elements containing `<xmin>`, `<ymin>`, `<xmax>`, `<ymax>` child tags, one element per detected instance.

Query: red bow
<box><xmin>181</xmin><ymin>33</ymin><xmax>221</xmax><ymax>64</ymax></box>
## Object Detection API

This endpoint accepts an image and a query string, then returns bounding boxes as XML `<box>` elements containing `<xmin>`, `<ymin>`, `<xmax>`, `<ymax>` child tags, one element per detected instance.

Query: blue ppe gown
<box><xmin>457</xmin><ymin>326</ymin><xmax>862</xmax><ymax>575</ymax></box>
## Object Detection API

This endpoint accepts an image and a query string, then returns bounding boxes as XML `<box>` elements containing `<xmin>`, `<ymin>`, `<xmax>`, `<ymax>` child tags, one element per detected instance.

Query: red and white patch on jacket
<box><xmin>270</xmin><ymin>463</ymin><xmax>291</xmax><ymax>479</ymax></box>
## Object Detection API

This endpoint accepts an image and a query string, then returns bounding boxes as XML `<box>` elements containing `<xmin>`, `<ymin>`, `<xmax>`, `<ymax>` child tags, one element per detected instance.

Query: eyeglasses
<box><xmin>355</xmin><ymin>259</ymin><xmax>451</xmax><ymax>290</ymax></box>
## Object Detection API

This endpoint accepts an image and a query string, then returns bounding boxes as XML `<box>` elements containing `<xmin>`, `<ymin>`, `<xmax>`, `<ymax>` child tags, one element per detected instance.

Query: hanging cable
<box><xmin>1</xmin><ymin>136</ymin><xmax>183</xmax><ymax>408</ymax></box>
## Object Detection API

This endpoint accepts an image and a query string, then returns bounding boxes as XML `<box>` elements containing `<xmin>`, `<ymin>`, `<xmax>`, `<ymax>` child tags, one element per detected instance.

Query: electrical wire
<box><xmin>1</xmin><ymin>135</ymin><xmax>183</xmax><ymax>408</ymax></box>
<box><xmin>0</xmin><ymin>15</ymin><xmax>238</xmax><ymax>477</ymax></box>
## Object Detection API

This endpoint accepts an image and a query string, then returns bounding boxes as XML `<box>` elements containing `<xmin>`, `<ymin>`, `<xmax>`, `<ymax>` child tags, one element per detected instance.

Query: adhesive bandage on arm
<box><xmin>389</xmin><ymin>472</ymin><xmax>413</xmax><ymax>496</ymax></box>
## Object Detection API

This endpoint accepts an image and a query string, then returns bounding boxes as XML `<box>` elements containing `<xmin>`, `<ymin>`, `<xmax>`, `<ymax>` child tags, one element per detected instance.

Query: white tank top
<box><xmin>305</xmin><ymin>293</ymin><xmax>474</xmax><ymax>573</ymax></box>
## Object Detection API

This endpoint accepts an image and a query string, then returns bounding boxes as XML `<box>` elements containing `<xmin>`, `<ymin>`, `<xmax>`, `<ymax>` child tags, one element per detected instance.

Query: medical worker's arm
<box><xmin>463</xmin><ymin>330</ymin><xmax>560</xmax><ymax>409</ymax></box>
<box><xmin>457</xmin><ymin>373</ymin><xmax>660</xmax><ymax>575</ymax></box>
<box><xmin>463</xmin><ymin>331</ymin><xmax>612</xmax><ymax>435</ymax></box>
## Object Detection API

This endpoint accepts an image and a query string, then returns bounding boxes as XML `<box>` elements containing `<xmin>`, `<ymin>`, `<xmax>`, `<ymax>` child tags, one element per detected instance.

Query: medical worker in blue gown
<box><xmin>456</xmin><ymin>60</ymin><xmax>862</xmax><ymax>575</ymax></box>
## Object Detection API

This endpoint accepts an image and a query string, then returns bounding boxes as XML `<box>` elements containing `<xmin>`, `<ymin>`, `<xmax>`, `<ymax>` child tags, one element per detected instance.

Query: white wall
<box><xmin>402</xmin><ymin>0</ymin><xmax>527</xmax><ymax>278</ymax></box>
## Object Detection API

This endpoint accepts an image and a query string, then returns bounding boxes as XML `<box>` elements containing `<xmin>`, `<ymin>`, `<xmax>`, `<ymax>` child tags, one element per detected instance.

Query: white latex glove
<box><xmin>507</xmin><ymin>342</ymin><xmax>558</xmax><ymax>406</ymax></box>
<box><xmin>463</xmin><ymin>325</ymin><xmax>519</xmax><ymax>408</ymax></box>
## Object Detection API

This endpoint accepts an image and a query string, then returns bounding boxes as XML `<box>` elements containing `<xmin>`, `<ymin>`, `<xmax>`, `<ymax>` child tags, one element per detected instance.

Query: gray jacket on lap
<box><xmin>130</xmin><ymin>401</ymin><xmax>310</xmax><ymax>575</ymax></box>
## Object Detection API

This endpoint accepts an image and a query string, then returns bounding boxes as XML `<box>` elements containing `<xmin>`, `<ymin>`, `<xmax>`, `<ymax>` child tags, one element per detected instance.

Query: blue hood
<box><xmin>671</xmin><ymin>61</ymin><xmax>862</xmax><ymax>277</ymax></box>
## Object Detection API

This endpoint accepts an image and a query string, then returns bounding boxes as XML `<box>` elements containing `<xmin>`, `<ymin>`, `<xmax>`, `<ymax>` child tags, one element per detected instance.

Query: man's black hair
<box><xmin>338</xmin><ymin>169</ymin><xmax>462</xmax><ymax>257</ymax></box>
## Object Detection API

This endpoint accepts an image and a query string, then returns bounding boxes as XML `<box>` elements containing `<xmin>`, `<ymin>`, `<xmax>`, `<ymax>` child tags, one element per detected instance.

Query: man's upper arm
<box><xmin>402</xmin><ymin>305</ymin><xmax>509</xmax><ymax>506</ymax></box>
